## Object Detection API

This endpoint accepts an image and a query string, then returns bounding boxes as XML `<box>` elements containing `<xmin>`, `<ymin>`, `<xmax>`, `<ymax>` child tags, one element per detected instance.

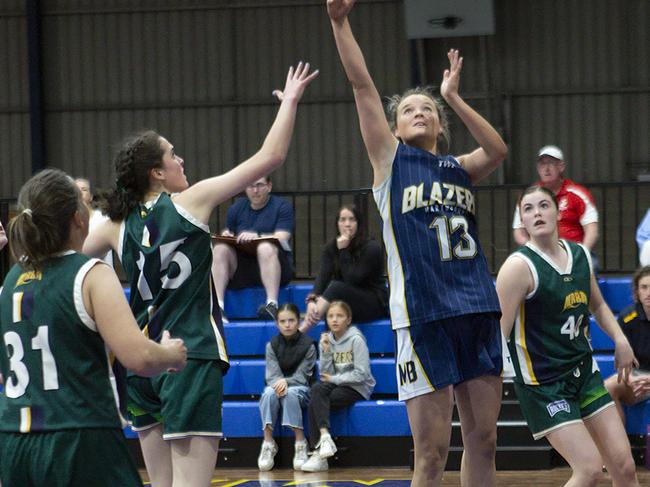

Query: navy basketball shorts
<box><xmin>394</xmin><ymin>312</ymin><xmax>503</xmax><ymax>401</ymax></box>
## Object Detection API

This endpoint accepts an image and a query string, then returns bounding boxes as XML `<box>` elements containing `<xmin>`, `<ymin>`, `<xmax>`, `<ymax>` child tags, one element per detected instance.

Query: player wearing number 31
<box><xmin>496</xmin><ymin>185</ymin><xmax>639</xmax><ymax>486</ymax></box>
<box><xmin>0</xmin><ymin>169</ymin><xmax>187</xmax><ymax>487</ymax></box>
<box><xmin>326</xmin><ymin>1</ymin><xmax>508</xmax><ymax>485</ymax></box>
<box><xmin>83</xmin><ymin>63</ymin><xmax>318</xmax><ymax>487</ymax></box>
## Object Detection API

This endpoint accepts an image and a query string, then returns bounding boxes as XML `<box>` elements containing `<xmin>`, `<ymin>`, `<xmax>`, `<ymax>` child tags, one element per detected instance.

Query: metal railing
<box><xmin>1</xmin><ymin>181</ymin><xmax>648</xmax><ymax>281</ymax></box>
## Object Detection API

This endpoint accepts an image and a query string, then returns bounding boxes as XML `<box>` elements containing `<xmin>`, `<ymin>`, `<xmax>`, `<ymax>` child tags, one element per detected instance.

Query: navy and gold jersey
<box><xmin>508</xmin><ymin>240</ymin><xmax>593</xmax><ymax>385</ymax></box>
<box><xmin>120</xmin><ymin>193</ymin><xmax>228</xmax><ymax>368</ymax></box>
<box><xmin>0</xmin><ymin>253</ymin><xmax>121</xmax><ymax>432</ymax></box>
<box><xmin>373</xmin><ymin>142</ymin><xmax>500</xmax><ymax>329</ymax></box>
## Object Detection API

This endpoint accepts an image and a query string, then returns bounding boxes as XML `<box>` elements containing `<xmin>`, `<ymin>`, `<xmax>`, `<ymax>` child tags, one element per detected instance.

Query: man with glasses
<box><xmin>212</xmin><ymin>175</ymin><xmax>294</xmax><ymax>321</ymax></box>
<box><xmin>512</xmin><ymin>145</ymin><xmax>599</xmax><ymax>258</ymax></box>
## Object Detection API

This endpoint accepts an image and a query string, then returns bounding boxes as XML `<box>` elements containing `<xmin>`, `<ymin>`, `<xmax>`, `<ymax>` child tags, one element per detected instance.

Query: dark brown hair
<box><xmin>9</xmin><ymin>169</ymin><xmax>82</xmax><ymax>271</ymax></box>
<box><xmin>517</xmin><ymin>185</ymin><xmax>559</xmax><ymax>211</ymax></box>
<box><xmin>100</xmin><ymin>130</ymin><xmax>165</xmax><ymax>220</ymax></box>
<box><xmin>632</xmin><ymin>265</ymin><xmax>650</xmax><ymax>302</ymax></box>
<box><xmin>277</xmin><ymin>302</ymin><xmax>300</xmax><ymax>322</ymax></box>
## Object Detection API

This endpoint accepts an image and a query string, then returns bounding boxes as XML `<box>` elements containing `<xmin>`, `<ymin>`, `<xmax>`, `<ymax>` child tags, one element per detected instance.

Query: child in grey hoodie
<box><xmin>301</xmin><ymin>300</ymin><xmax>376</xmax><ymax>472</ymax></box>
<box><xmin>258</xmin><ymin>303</ymin><xmax>316</xmax><ymax>472</ymax></box>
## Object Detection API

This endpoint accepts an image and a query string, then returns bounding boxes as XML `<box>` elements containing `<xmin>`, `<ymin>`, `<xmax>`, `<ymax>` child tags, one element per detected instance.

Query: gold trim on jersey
<box><xmin>407</xmin><ymin>327</ymin><xmax>434</xmax><ymax>390</ymax></box>
<box><xmin>515</xmin><ymin>303</ymin><xmax>539</xmax><ymax>385</ymax></box>
<box><xmin>209</xmin><ymin>314</ymin><xmax>229</xmax><ymax>364</ymax></box>
<box><xmin>12</xmin><ymin>292</ymin><xmax>23</xmax><ymax>322</ymax></box>
<box><xmin>385</xmin><ymin>187</ymin><xmax>411</xmax><ymax>327</ymax></box>
<box><xmin>15</xmin><ymin>270</ymin><xmax>41</xmax><ymax>288</ymax></box>
<box><xmin>208</xmin><ymin>279</ymin><xmax>229</xmax><ymax>364</ymax></box>
<box><xmin>20</xmin><ymin>407</ymin><xmax>31</xmax><ymax>433</ymax></box>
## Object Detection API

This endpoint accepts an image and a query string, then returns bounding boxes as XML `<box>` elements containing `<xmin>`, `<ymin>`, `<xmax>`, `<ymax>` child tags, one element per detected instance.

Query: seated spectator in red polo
<box><xmin>605</xmin><ymin>266</ymin><xmax>650</xmax><ymax>422</ymax></box>
<box><xmin>212</xmin><ymin>175</ymin><xmax>294</xmax><ymax>321</ymax></box>
<box><xmin>512</xmin><ymin>146</ymin><xmax>599</xmax><ymax>255</ymax></box>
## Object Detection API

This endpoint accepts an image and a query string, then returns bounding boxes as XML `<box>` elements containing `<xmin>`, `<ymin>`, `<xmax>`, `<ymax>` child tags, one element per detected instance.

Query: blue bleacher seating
<box><xmin>222</xmin><ymin>357</ymin><xmax>396</xmax><ymax>396</ymax></box>
<box><xmin>624</xmin><ymin>401</ymin><xmax>650</xmax><ymax>435</ymax></box>
<box><xmin>589</xmin><ymin>317</ymin><xmax>614</xmax><ymax>351</ymax></box>
<box><xmin>118</xmin><ymin>277</ymin><xmax>646</xmax><ymax>441</ymax></box>
<box><xmin>224</xmin><ymin>319</ymin><xmax>394</xmax><ymax>357</ymax></box>
<box><xmin>224</xmin><ymin>283</ymin><xmax>313</xmax><ymax>319</ymax></box>
<box><xmin>597</xmin><ymin>277</ymin><xmax>632</xmax><ymax>313</ymax></box>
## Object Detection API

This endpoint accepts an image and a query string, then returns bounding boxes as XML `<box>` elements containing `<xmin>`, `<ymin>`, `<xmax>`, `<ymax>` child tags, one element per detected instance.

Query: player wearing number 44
<box><xmin>83</xmin><ymin>63</ymin><xmax>318</xmax><ymax>487</ymax></box>
<box><xmin>496</xmin><ymin>185</ymin><xmax>639</xmax><ymax>486</ymax></box>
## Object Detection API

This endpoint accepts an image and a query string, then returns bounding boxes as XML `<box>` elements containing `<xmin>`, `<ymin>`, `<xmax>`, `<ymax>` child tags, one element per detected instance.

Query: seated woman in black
<box><xmin>605</xmin><ymin>265</ymin><xmax>650</xmax><ymax>421</ymax></box>
<box><xmin>300</xmin><ymin>204</ymin><xmax>388</xmax><ymax>332</ymax></box>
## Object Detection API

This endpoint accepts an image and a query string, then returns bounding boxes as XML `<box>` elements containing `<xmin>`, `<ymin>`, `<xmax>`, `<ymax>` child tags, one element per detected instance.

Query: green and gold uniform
<box><xmin>507</xmin><ymin>240</ymin><xmax>612</xmax><ymax>439</ymax></box>
<box><xmin>0</xmin><ymin>252</ymin><xmax>141</xmax><ymax>486</ymax></box>
<box><xmin>120</xmin><ymin>193</ymin><xmax>228</xmax><ymax>437</ymax></box>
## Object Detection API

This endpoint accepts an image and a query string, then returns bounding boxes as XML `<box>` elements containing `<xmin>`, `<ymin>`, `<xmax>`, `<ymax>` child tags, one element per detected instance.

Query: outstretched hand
<box><xmin>440</xmin><ymin>49</ymin><xmax>463</xmax><ymax>101</ymax></box>
<box><xmin>327</xmin><ymin>0</ymin><xmax>356</xmax><ymax>23</ymax></box>
<box><xmin>271</xmin><ymin>61</ymin><xmax>319</xmax><ymax>103</ymax></box>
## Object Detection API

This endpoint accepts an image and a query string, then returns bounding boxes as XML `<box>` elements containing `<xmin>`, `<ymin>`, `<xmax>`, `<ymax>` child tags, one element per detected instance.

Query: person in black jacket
<box><xmin>300</xmin><ymin>204</ymin><xmax>388</xmax><ymax>332</ymax></box>
<box><xmin>605</xmin><ymin>265</ymin><xmax>650</xmax><ymax>421</ymax></box>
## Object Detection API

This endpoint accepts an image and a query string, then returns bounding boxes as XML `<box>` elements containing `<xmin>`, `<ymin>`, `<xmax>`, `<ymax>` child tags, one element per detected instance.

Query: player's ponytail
<box><xmin>99</xmin><ymin>130</ymin><xmax>165</xmax><ymax>220</ymax></box>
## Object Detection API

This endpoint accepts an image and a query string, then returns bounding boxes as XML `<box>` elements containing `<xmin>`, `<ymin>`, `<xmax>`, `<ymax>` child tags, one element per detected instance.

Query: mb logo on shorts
<box><xmin>398</xmin><ymin>360</ymin><xmax>417</xmax><ymax>385</ymax></box>
<box><xmin>546</xmin><ymin>399</ymin><xmax>570</xmax><ymax>417</ymax></box>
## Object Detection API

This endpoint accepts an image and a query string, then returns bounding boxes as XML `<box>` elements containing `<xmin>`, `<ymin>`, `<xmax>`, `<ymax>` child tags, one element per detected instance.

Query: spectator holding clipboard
<box><xmin>212</xmin><ymin>175</ymin><xmax>294</xmax><ymax>321</ymax></box>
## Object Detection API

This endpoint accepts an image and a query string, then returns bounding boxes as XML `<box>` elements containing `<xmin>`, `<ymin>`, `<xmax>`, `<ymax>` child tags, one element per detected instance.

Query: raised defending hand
<box><xmin>440</xmin><ymin>49</ymin><xmax>463</xmax><ymax>102</ymax></box>
<box><xmin>161</xmin><ymin>330</ymin><xmax>188</xmax><ymax>372</ymax></box>
<box><xmin>271</xmin><ymin>62</ymin><xmax>319</xmax><ymax>103</ymax></box>
<box><xmin>327</xmin><ymin>0</ymin><xmax>356</xmax><ymax>23</ymax></box>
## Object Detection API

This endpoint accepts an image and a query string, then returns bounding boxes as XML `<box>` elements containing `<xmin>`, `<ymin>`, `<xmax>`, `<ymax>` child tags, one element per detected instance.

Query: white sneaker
<box><xmin>301</xmin><ymin>452</ymin><xmax>328</xmax><ymax>472</ymax></box>
<box><xmin>293</xmin><ymin>440</ymin><xmax>309</xmax><ymax>470</ymax></box>
<box><xmin>317</xmin><ymin>434</ymin><xmax>337</xmax><ymax>459</ymax></box>
<box><xmin>257</xmin><ymin>440</ymin><xmax>278</xmax><ymax>471</ymax></box>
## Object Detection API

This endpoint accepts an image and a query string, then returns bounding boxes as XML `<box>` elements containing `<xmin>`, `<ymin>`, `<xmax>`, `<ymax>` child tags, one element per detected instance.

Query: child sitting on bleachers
<box><xmin>605</xmin><ymin>266</ymin><xmax>650</xmax><ymax>421</ymax></box>
<box><xmin>257</xmin><ymin>303</ymin><xmax>316</xmax><ymax>471</ymax></box>
<box><xmin>301</xmin><ymin>300</ymin><xmax>376</xmax><ymax>472</ymax></box>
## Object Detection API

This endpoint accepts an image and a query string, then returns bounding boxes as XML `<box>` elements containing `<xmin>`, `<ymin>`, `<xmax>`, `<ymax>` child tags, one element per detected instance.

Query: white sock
<box><xmin>267</xmin><ymin>299</ymin><xmax>277</xmax><ymax>306</ymax></box>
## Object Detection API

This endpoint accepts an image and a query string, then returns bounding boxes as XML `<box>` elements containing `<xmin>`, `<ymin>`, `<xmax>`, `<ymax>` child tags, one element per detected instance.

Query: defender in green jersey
<box><xmin>497</xmin><ymin>185</ymin><xmax>639</xmax><ymax>486</ymax></box>
<box><xmin>83</xmin><ymin>63</ymin><xmax>318</xmax><ymax>487</ymax></box>
<box><xmin>0</xmin><ymin>169</ymin><xmax>186</xmax><ymax>487</ymax></box>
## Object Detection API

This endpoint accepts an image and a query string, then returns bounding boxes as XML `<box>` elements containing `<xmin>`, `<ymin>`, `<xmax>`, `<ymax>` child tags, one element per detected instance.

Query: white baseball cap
<box><xmin>537</xmin><ymin>145</ymin><xmax>564</xmax><ymax>161</ymax></box>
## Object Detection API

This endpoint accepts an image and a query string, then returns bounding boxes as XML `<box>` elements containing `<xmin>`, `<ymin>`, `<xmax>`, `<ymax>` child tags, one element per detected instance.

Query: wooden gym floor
<box><xmin>139</xmin><ymin>466</ymin><xmax>650</xmax><ymax>486</ymax></box>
